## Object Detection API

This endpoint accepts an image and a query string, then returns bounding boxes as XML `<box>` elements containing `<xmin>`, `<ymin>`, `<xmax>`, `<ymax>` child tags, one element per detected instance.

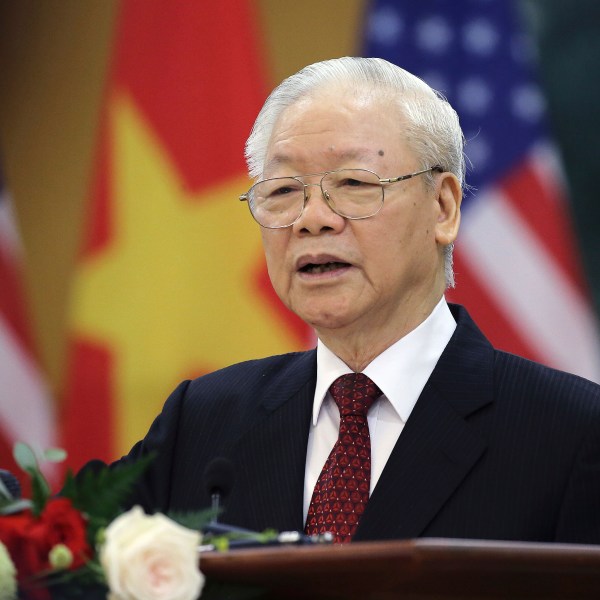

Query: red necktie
<box><xmin>305</xmin><ymin>373</ymin><xmax>382</xmax><ymax>543</ymax></box>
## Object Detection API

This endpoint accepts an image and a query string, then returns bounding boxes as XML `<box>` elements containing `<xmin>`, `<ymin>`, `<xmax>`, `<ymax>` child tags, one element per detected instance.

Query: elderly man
<box><xmin>121</xmin><ymin>57</ymin><xmax>600</xmax><ymax>544</ymax></box>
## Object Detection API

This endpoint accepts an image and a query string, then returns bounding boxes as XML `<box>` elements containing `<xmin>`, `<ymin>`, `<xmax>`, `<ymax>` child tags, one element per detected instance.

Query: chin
<box><xmin>289</xmin><ymin>296</ymin><xmax>358</xmax><ymax>330</ymax></box>
<box><xmin>301</xmin><ymin>310</ymin><xmax>355</xmax><ymax>332</ymax></box>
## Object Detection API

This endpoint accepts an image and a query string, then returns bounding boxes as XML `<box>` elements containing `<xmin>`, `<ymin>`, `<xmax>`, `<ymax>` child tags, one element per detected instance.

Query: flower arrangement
<box><xmin>0</xmin><ymin>444</ymin><xmax>211</xmax><ymax>600</ymax></box>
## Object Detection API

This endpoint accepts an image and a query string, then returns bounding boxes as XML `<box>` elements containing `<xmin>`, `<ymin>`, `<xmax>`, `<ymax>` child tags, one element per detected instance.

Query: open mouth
<box><xmin>299</xmin><ymin>261</ymin><xmax>349</xmax><ymax>274</ymax></box>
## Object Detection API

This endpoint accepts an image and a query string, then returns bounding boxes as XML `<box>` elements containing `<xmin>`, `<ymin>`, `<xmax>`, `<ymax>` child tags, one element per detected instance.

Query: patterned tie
<box><xmin>305</xmin><ymin>373</ymin><xmax>382</xmax><ymax>543</ymax></box>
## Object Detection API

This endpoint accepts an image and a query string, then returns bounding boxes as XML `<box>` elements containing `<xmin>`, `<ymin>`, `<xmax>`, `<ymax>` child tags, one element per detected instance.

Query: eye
<box><xmin>337</xmin><ymin>176</ymin><xmax>380</xmax><ymax>192</ymax></box>
<box><xmin>261</xmin><ymin>180</ymin><xmax>304</xmax><ymax>199</ymax></box>
<box><xmin>270</xmin><ymin>185</ymin><xmax>296</xmax><ymax>196</ymax></box>
<box><xmin>339</xmin><ymin>177</ymin><xmax>366</xmax><ymax>187</ymax></box>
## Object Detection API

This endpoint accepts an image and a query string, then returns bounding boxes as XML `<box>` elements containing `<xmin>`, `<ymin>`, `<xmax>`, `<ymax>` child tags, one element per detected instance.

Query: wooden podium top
<box><xmin>200</xmin><ymin>538</ymin><xmax>600</xmax><ymax>599</ymax></box>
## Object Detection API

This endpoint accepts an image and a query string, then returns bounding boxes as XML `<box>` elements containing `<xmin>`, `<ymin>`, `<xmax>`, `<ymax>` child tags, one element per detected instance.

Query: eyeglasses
<box><xmin>239</xmin><ymin>166</ymin><xmax>443</xmax><ymax>229</ymax></box>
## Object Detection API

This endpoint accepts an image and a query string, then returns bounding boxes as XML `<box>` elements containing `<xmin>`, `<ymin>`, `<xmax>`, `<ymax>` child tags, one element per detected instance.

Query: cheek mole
<box><xmin>378</xmin><ymin>150</ymin><xmax>385</xmax><ymax>156</ymax></box>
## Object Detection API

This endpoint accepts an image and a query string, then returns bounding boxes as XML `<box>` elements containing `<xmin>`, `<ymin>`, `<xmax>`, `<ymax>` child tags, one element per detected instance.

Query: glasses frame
<box><xmin>239</xmin><ymin>165</ymin><xmax>444</xmax><ymax>229</ymax></box>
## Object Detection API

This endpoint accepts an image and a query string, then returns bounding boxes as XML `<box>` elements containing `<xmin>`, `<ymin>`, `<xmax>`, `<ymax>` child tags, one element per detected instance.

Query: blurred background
<box><xmin>0</xmin><ymin>0</ymin><xmax>599</xmax><ymax>482</ymax></box>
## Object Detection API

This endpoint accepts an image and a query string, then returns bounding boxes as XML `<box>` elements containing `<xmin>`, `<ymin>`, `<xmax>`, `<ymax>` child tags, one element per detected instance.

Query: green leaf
<box><xmin>61</xmin><ymin>452</ymin><xmax>156</xmax><ymax>545</ymax></box>
<box><xmin>254</xmin><ymin>528</ymin><xmax>279</xmax><ymax>543</ymax></box>
<box><xmin>13</xmin><ymin>442</ymin><xmax>51</xmax><ymax>515</ymax></box>
<box><xmin>211</xmin><ymin>536</ymin><xmax>230</xmax><ymax>552</ymax></box>
<box><xmin>29</xmin><ymin>467</ymin><xmax>51</xmax><ymax>516</ymax></box>
<box><xmin>13</xmin><ymin>441</ymin><xmax>39</xmax><ymax>472</ymax></box>
<box><xmin>44</xmin><ymin>448</ymin><xmax>68</xmax><ymax>463</ymax></box>
<box><xmin>0</xmin><ymin>498</ymin><xmax>32</xmax><ymax>514</ymax></box>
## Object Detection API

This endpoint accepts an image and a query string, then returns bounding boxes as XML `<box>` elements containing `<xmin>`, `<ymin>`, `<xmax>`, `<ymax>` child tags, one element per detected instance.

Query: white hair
<box><xmin>245</xmin><ymin>57</ymin><xmax>465</xmax><ymax>287</ymax></box>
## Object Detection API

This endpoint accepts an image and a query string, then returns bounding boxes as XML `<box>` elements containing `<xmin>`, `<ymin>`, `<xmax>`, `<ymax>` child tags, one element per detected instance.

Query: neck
<box><xmin>315</xmin><ymin>294</ymin><xmax>444</xmax><ymax>372</ymax></box>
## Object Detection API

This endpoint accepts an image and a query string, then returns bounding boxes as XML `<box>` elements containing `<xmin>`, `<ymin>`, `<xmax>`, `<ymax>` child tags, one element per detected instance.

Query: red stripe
<box><xmin>61</xmin><ymin>339</ymin><xmax>114</xmax><ymax>471</ymax></box>
<box><xmin>81</xmin><ymin>104</ymin><xmax>113</xmax><ymax>258</ymax></box>
<box><xmin>114</xmin><ymin>0</ymin><xmax>269</xmax><ymax>192</ymax></box>
<box><xmin>448</xmin><ymin>249</ymin><xmax>541</xmax><ymax>362</ymax></box>
<box><xmin>499</xmin><ymin>159</ymin><xmax>587</xmax><ymax>293</ymax></box>
<box><xmin>254</xmin><ymin>260</ymin><xmax>313</xmax><ymax>349</ymax></box>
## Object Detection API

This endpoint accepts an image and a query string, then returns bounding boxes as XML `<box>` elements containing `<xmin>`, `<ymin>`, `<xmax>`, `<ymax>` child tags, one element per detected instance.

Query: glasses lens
<box><xmin>322</xmin><ymin>169</ymin><xmax>383</xmax><ymax>219</ymax></box>
<box><xmin>249</xmin><ymin>177</ymin><xmax>305</xmax><ymax>228</ymax></box>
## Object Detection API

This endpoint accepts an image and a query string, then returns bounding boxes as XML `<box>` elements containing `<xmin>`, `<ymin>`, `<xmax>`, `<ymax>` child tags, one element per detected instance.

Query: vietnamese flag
<box><xmin>62</xmin><ymin>1</ymin><xmax>310</xmax><ymax>470</ymax></box>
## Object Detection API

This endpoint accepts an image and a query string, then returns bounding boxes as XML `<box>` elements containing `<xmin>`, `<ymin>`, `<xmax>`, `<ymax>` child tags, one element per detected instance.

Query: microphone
<box><xmin>199</xmin><ymin>458</ymin><xmax>332</xmax><ymax>550</ymax></box>
<box><xmin>0</xmin><ymin>469</ymin><xmax>22</xmax><ymax>499</ymax></box>
<box><xmin>203</xmin><ymin>457</ymin><xmax>235</xmax><ymax>525</ymax></box>
<box><xmin>202</xmin><ymin>457</ymin><xmax>258</xmax><ymax>537</ymax></box>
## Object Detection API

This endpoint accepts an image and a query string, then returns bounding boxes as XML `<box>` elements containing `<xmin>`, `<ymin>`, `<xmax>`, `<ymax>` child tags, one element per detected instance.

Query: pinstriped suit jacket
<box><xmin>121</xmin><ymin>304</ymin><xmax>600</xmax><ymax>544</ymax></box>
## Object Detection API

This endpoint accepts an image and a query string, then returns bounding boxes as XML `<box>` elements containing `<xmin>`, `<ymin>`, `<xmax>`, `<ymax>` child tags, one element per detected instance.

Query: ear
<box><xmin>434</xmin><ymin>172</ymin><xmax>462</xmax><ymax>246</ymax></box>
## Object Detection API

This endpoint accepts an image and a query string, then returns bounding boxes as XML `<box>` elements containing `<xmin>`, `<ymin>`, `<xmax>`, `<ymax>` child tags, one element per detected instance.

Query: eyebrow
<box><xmin>263</xmin><ymin>155</ymin><xmax>292</xmax><ymax>175</ymax></box>
<box><xmin>263</xmin><ymin>148</ymin><xmax>376</xmax><ymax>177</ymax></box>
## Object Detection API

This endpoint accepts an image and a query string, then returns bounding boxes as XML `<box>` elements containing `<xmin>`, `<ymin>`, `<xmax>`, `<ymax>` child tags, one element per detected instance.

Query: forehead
<box><xmin>264</xmin><ymin>88</ymin><xmax>414</xmax><ymax>176</ymax></box>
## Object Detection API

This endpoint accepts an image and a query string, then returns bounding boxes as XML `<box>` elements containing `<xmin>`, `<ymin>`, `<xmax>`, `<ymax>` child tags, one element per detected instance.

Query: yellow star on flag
<box><xmin>70</xmin><ymin>93</ymin><xmax>303</xmax><ymax>454</ymax></box>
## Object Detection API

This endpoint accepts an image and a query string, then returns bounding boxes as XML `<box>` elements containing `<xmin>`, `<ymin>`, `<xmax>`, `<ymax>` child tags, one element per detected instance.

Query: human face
<box><xmin>260</xmin><ymin>89</ymin><xmax>461</xmax><ymax>347</ymax></box>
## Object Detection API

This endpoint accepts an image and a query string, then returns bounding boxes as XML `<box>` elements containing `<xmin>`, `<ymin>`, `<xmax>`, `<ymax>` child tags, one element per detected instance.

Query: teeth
<box><xmin>305</xmin><ymin>261</ymin><xmax>346</xmax><ymax>274</ymax></box>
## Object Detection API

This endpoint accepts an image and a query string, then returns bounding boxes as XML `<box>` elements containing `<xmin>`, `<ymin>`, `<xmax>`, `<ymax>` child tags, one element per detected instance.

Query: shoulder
<box><xmin>448</xmin><ymin>302</ymin><xmax>600</xmax><ymax>421</ymax></box>
<box><xmin>492</xmin><ymin>349</ymin><xmax>600</xmax><ymax>419</ymax></box>
<box><xmin>186</xmin><ymin>349</ymin><xmax>316</xmax><ymax>393</ymax></box>
<box><xmin>171</xmin><ymin>349</ymin><xmax>316</xmax><ymax>414</ymax></box>
<box><xmin>125</xmin><ymin>349</ymin><xmax>316</xmax><ymax>467</ymax></box>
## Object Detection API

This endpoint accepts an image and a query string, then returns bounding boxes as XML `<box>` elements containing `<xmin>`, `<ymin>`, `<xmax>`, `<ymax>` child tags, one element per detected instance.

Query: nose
<box><xmin>292</xmin><ymin>182</ymin><xmax>345</xmax><ymax>235</ymax></box>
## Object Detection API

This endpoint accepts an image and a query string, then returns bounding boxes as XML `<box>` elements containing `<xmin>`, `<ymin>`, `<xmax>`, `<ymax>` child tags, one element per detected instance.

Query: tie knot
<box><xmin>330</xmin><ymin>373</ymin><xmax>382</xmax><ymax>417</ymax></box>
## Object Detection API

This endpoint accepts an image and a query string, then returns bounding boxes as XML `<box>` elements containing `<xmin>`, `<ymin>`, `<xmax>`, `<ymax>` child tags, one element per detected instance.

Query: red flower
<box><xmin>0</xmin><ymin>510</ymin><xmax>39</xmax><ymax>577</ymax></box>
<box><xmin>0</xmin><ymin>498</ymin><xmax>92</xmax><ymax>599</ymax></box>
<box><xmin>0</xmin><ymin>509</ymin><xmax>49</xmax><ymax>599</ymax></box>
<box><xmin>39</xmin><ymin>498</ymin><xmax>91</xmax><ymax>569</ymax></box>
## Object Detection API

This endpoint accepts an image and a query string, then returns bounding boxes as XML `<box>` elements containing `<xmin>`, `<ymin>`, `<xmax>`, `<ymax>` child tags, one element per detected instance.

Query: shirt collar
<box><xmin>313</xmin><ymin>296</ymin><xmax>457</xmax><ymax>425</ymax></box>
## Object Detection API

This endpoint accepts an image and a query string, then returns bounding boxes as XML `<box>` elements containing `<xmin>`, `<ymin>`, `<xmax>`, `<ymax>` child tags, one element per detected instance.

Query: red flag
<box><xmin>62</xmin><ymin>1</ymin><xmax>310</xmax><ymax>470</ymax></box>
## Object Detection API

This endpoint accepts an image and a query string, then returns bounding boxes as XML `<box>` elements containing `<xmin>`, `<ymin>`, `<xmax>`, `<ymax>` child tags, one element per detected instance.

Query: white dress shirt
<box><xmin>303</xmin><ymin>297</ymin><xmax>457</xmax><ymax>522</ymax></box>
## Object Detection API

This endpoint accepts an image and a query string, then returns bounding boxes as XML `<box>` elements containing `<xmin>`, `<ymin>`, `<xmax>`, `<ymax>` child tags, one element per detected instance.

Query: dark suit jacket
<box><xmin>120</xmin><ymin>304</ymin><xmax>600</xmax><ymax>544</ymax></box>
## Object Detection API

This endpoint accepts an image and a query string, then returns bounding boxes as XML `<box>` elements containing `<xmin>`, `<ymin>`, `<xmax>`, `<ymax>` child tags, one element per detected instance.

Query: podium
<box><xmin>200</xmin><ymin>538</ymin><xmax>600</xmax><ymax>599</ymax></box>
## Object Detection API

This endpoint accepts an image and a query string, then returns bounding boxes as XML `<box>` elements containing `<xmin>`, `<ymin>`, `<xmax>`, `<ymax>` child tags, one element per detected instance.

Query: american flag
<box><xmin>364</xmin><ymin>0</ymin><xmax>600</xmax><ymax>382</ymax></box>
<box><xmin>0</xmin><ymin>166</ymin><xmax>57</xmax><ymax>477</ymax></box>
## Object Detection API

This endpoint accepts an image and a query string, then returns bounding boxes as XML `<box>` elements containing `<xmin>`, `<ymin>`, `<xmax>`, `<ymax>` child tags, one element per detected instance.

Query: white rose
<box><xmin>100</xmin><ymin>506</ymin><xmax>204</xmax><ymax>600</ymax></box>
<box><xmin>0</xmin><ymin>542</ymin><xmax>17</xmax><ymax>600</ymax></box>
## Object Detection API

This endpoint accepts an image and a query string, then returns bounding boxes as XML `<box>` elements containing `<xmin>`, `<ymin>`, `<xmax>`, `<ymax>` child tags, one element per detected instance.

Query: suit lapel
<box><xmin>355</xmin><ymin>305</ymin><xmax>494</xmax><ymax>541</ymax></box>
<box><xmin>227</xmin><ymin>351</ymin><xmax>317</xmax><ymax>533</ymax></box>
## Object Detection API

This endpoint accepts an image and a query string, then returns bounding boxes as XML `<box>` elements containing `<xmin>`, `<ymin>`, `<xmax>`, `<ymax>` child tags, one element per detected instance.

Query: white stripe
<box><xmin>459</xmin><ymin>187</ymin><xmax>600</xmax><ymax>383</ymax></box>
<box><xmin>0</xmin><ymin>316</ymin><xmax>57</xmax><ymax>452</ymax></box>
<box><xmin>0</xmin><ymin>192</ymin><xmax>22</xmax><ymax>259</ymax></box>
<box><xmin>529</xmin><ymin>142</ymin><xmax>569</xmax><ymax>195</ymax></box>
